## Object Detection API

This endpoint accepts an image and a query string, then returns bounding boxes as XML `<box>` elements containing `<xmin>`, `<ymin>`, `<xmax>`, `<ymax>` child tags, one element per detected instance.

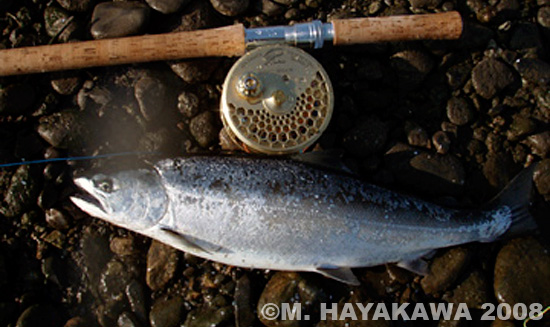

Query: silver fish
<box><xmin>70</xmin><ymin>155</ymin><xmax>536</xmax><ymax>285</ymax></box>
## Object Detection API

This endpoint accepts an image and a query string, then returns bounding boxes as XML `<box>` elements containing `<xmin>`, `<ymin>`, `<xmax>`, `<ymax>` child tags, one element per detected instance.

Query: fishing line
<box><xmin>0</xmin><ymin>151</ymin><xmax>157</xmax><ymax>168</ymax></box>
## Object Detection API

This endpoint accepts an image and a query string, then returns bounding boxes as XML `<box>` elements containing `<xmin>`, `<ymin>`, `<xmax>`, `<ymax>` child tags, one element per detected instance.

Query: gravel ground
<box><xmin>1</xmin><ymin>0</ymin><xmax>550</xmax><ymax>327</ymax></box>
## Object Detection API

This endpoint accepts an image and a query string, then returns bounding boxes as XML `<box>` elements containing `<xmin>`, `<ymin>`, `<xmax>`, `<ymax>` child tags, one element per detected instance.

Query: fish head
<box><xmin>71</xmin><ymin>168</ymin><xmax>168</xmax><ymax>231</ymax></box>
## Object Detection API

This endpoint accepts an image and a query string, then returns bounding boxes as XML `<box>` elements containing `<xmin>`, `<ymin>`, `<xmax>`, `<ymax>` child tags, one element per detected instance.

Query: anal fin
<box><xmin>315</xmin><ymin>265</ymin><xmax>360</xmax><ymax>286</ymax></box>
<box><xmin>396</xmin><ymin>258</ymin><xmax>429</xmax><ymax>276</ymax></box>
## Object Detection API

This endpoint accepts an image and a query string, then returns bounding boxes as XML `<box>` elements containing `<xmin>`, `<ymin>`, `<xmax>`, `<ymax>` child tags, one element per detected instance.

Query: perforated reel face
<box><xmin>221</xmin><ymin>45</ymin><xmax>334</xmax><ymax>154</ymax></box>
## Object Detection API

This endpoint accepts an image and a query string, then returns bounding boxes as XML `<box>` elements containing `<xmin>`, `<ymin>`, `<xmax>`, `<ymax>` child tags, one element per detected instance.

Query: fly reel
<box><xmin>221</xmin><ymin>45</ymin><xmax>334</xmax><ymax>154</ymax></box>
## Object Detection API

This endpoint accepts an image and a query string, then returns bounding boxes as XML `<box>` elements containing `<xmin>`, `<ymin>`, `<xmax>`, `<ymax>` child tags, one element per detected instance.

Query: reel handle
<box><xmin>0</xmin><ymin>24</ymin><xmax>246</xmax><ymax>76</ymax></box>
<box><xmin>332</xmin><ymin>11</ymin><xmax>462</xmax><ymax>45</ymax></box>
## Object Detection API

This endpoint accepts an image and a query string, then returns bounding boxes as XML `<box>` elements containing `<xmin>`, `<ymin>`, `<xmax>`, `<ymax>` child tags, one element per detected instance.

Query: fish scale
<box><xmin>71</xmin><ymin>155</ymin><xmax>536</xmax><ymax>285</ymax></box>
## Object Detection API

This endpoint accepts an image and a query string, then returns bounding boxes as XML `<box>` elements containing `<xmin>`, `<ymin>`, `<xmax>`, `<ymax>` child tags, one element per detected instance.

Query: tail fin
<box><xmin>487</xmin><ymin>163</ymin><xmax>538</xmax><ymax>239</ymax></box>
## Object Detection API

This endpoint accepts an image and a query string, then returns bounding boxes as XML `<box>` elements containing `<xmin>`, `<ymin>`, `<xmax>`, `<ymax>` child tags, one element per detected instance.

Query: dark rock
<box><xmin>442</xmin><ymin>270</ymin><xmax>489</xmax><ymax>309</ymax></box>
<box><xmin>390</xmin><ymin>50</ymin><xmax>434</xmax><ymax>91</ymax></box>
<box><xmin>125</xmin><ymin>280</ymin><xmax>148</xmax><ymax>324</ymax></box>
<box><xmin>273</xmin><ymin>0</ymin><xmax>300</xmax><ymax>4</ymax></box>
<box><xmin>177</xmin><ymin>90</ymin><xmax>200</xmax><ymax>117</ymax></box>
<box><xmin>509</xmin><ymin>23</ymin><xmax>544</xmax><ymax>53</ymax></box>
<box><xmin>80</xmin><ymin>228</ymin><xmax>113</xmax><ymax>288</ymax></box>
<box><xmin>534</xmin><ymin>159</ymin><xmax>550</xmax><ymax>200</ymax></box>
<box><xmin>219</xmin><ymin>128</ymin><xmax>240</xmax><ymax>151</ymax></box>
<box><xmin>446</xmin><ymin>97</ymin><xmax>474</xmax><ymax>126</ymax></box>
<box><xmin>64</xmin><ymin>317</ymin><xmax>90</xmax><ymax>327</ymax></box>
<box><xmin>37</xmin><ymin>110</ymin><xmax>86</xmax><ymax>149</ymax></box>
<box><xmin>506</xmin><ymin>114</ymin><xmax>536</xmax><ymax>141</ymax></box>
<box><xmin>0</xmin><ymin>83</ymin><xmax>36</xmax><ymax>115</ymax></box>
<box><xmin>514</xmin><ymin>58</ymin><xmax>550</xmax><ymax>86</ymax></box>
<box><xmin>257</xmin><ymin>272</ymin><xmax>326</xmax><ymax>327</ymax></box>
<box><xmin>385</xmin><ymin>144</ymin><xmax>465</xmax><ymax>195</ymax></box>
<box><xmin>91</xmin><ymin>2</ymin><xmax>150</xmax><ymax>39</ymax></box>
<box><xmin>184</xmin><ymin>301</ymin><xmax>234</xmax><ymax>327</ymax></box>
<box><xmin>149</xmin><ymin>296</ymin><xmax>184</xmax><ymax>327</ymax></box>
<box><xmin>110</xmin><ymin>236</ymin><xmax>139</xmax><ymax>257</ymax></box>
<box><xmin>256</xmin><ymin>0</ymin><xmax>285</xmax><ymax>16</ymax></box>
<box><xmin>56</xmin><ymin>0</ymin><xmax>94</xmax><ymax>12</ymax></box>
<box><xmin>98</xmin><ymin>258</ymin><xmax>140</xmax><ymax>324</ymax></box>
<box><xmin>169</xmin><ymin>59</ymin><xmax>220</xmax><ymax>83</ymax></box>
<box><xmin>117</xmin><ymin>312</ymin><xmax>141</xmax><ymax>327</ymax></box>
<box><xmin>51</xmin><ymin>74</ymin><xmax>82</xmax><ymax>95</ymax></box>
<box><xmin>432</xmin><ymin>131</ymin><xmax>451</xmax><ymax>154</ymax></box>
<box><xmin>1</xmin><ymin>165</ymin><xmax>40</xmax><ymax>218</ymax></box>
<box><xmin>45</xmin><ymin>208</ymin><xmax>70</xmax><ymax>230</ymax></box>
<box><xmin>409</xmin><ymin>0</ymin><xmax>442</xmax><ymax>9</ymax></box>
<box><xmin>494</xmin><ymin>238</ymin><xmax>550</xmax><ymax>307</ymax></box>
<box><xmin>234</xmin><ymin>275</ymin><xmax>255</xmax><ymax>327</ymax></box>
<box><xmin>405</xmin><ymin>121</ymin><xmax>430</xmax><ymax>149</ymax></box>
<box><xmin>524</xmin><ymin>131</ymin><xmax>550</xmax><ymax>158</ymax></box>
<box><xmin>146</xmin><ymin>0</ymin><xmax>189</xmax><ymax>14</ymax></box>
<box><xmin>44</xmin><ymin>6</ymin><xmax>81</xmax><ymax>42</ymax></box>
<box><xmin>189</xmin><ymin>111</ymin><xmax>220</xmax><ymax>148</ymax></box>
<box><xmin>134</xmin><ymin>73</ymin><xmax>175</xmax><ymax>122</ymax></box>
<box><xmin>284</xmin><ymin>8</ymin><xmax>300</xmax><ymax>20</ymax></box>
<box><xmin>446</xmin><ymin>62</ymin><xmax>473</xmax><ymax>90</ymax></box>
<box><xmin>146</xmin><ymin>240</ymin><xmax>179</xmax><ymax>291</ymax></box>
<box><xmin>171</xmin><ymin>1</ymin><xmax>217</xmax><ymax>32</ymax></box>
<box><xmin>421</xmin><ymin>247</ymin><xmax>470</xmax><ymax>296</ymax></box>
<box><xmin>483</xmin><ymin>153</ymin><xmax>512</xmax><ymax>189</ymax></box>
<box><xmin>471</xmin><ymin>58</ymin><xmax>516</xmax><ymax>99</ymax></box>
<box><xmin>210</xmin><ymin>0</ymin><xmax>249</xmax><ymax>16</ymax></box>
<box><xmin>459</xmin><ymin>22</ymin><xmax>494</xmax><ymax>49</ymax></box>
<box><xmin>16</xmin><ymin>304</ymin><xmax>62</xmax><ymax>327</ymax></box>
<box><xmin>538</xmin><ymin>6</ymin><xmax>550</xmax><ymax>28</ymax></box>
<box><xmin>343</xmin><ymin>118</ymin><xmax>388</xmax><ymax>157</ymax></box>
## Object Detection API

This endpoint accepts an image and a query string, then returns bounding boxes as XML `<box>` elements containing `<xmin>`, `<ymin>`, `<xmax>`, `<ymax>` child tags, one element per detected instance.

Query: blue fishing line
<box><xmin>0</xmin><ymin>151</ymin><xmax>156</xmax><ymax>168</ymax></box>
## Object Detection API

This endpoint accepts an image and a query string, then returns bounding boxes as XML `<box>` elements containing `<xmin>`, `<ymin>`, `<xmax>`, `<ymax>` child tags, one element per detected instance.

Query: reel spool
<box><xmin>221</xmin><ymin>45</ymin><xmax>334</xmax><ymax>154</ymax></box>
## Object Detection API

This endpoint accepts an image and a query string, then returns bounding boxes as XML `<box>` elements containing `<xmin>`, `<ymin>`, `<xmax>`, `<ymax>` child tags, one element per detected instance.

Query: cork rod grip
<box><xmin>332</xmin><ymin>11</ymin><xmax>462</xmax><ymax>45</ymax></box>
<box><xmin>0</xmin><ymin>24</ymin><xmax>246</xmax><ymax>76</ymax></box>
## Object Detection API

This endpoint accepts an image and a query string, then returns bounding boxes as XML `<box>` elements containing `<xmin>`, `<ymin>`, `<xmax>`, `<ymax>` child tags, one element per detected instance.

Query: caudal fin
<box><xmin>487</xmin><ymin>163</ymin><xmax>538</xmax><ymax>239</ymax></box>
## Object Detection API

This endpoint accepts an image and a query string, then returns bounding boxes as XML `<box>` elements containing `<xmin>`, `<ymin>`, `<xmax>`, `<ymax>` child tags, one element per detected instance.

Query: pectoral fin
<box><xmin>315</xmin><ymin>265</ymin><xmax>360</xmax><ymax>286</ymax></box>
<box><xmin>396</xmin><ymin>258</ymin><xmax>430</xmax><ymax>276</ymax></box>
<box><xmin>159</xmin><ymin>226</ymin><xmax>232</xmax><ymax>255</ymax></box>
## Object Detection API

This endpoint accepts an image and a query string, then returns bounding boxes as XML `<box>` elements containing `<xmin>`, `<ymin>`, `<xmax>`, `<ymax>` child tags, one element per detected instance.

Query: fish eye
<box><xmin>94</xmin><ymin>177</ymin><xmax>114</xmax><ymax>193</ymax></box>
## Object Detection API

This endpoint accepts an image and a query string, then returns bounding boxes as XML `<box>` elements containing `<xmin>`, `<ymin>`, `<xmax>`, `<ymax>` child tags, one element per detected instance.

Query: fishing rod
<box><xmin>0</xmin><ymin>12</ymin><xmax>462</xmax><ymax>76</ymax></box>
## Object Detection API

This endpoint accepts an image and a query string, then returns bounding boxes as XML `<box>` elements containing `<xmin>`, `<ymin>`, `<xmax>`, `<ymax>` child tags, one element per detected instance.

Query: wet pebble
<box><xmin>234</xmin><ymin>275</ymin><xmax>255</xmax><ymax>327</ymax></box>
<box><xmin>534</xmin><ymin>159</ymin><xmax>550</xmax><ymax>200</ymax></box>
<box><xmin>483</xmin><ymin>153</ymin><xmax>511</xmax><ymax>189</ymax></box>
<box><xmin>110</xmin><ymin>236</ymin><xmax>139</xmax><ymax>257</ymax></box>
<box><xmin>37</xmin><ymin>110</ymin><xmax>86</xmax><ymax>149</ymax></box>
<box><xmin>51</xmin><ymin>74</ymin><xmax>82</xmax><ymax>95</ymax></box>
<box><xmin>177</xmin><ymin>91</ymin><xmax>200</xmax><ymax>118</ymax></box>
<box><xmin>44</xmin><ymin>6</ymin><xmax>80</xmax><ymax>42</ymax></box>
<box><xmin>446</xmin><ymin>62</ymin><xmax>473</xmax><ymax>90</ymax></box>
<box><xmin>409</xmin><ymin>0</ymin><xmax>442</xmax><ymax>9</ymax></box>
<box><xmin>509</xmin><ymin>23</ymin><xmax>544</xmax><ymax>53</ymax></box>
<box><xmin>117</xmin><ymin>312</ymin><xmax>141</xmax><ymax>327</ymax></box>
<box><xmin>432</xmin><ymin>131</ymin><xmax>451</xmax><ymax>154</ymax></box>
<box><xmin>471</xmin><ymin>58</ymin><xmax>516</xmax><ymax>99</ymax></box>
<box><xmin>210</xmin><ymin>0</ymin><xmax>249</xmax><ymax>16</ymax></box>
<box><xmin>16</xmin><ymin>304</ymin><xmax>61</xmax><ymax>327</ymax></box>
<box><xmin>171</xmin><ymin>1</ymin><xmax>217</xmax><ymax>32</ymax></box>
<box><xmin>64</xmin><ymin>317</ymin><xmax>90</xmax><ymax>327</ymax></box>
<box><xmin>125</xmin><ymin>280</ymin><xmax>148</xmax><ymax>324</ymax></box>
<box><xmin>343</xmin><ymin>118</ymin><xmax>388</xmax><ymax>157</ymax></box>
<box><xmin>390</xmin><ymin>50</ymin><xmax>434</xmax><ymax>91</ymax></box>
<box><xmin>80</xmin><ymin>228</ymin><xmax>113</xmax><ymax>288</ymax></box>
<box><xmin>405</xmin><ymin>122</ymin><xmax>431</xmax><ymax>149</ymax></box>
<box><xmin>1</xmin><ymin>165</ymin><xmax>40</xmax><ymax>218</ymax></box>
<box><xmin>169</xmin><ymin>59</ymin><xmax>220</xmax><ymax>83</ymax></box>
<box><xmin>538</xmin><ymin>6</ymin><xmax>550</xmax><ymax>28</ymax></box>
<box><xmin>45</xmin><ymin>208</ymin><xmax>70</xmax><ymax>230</ymax></box>
<box><xmin>146</xmin><ymin>0</ymin><xmax>189</xmax><ymax>14</ymax></box>
<box><xmin>184</xmin><ymin>300</ymin><xmax>234</xmax><ymax>327</ymax></box>
<box><xmin>494</xmin><ymin>238</ymin><xmax>550</xmax><ymax>306</ymax></box>
<box><xmin>257</xmin><ymin>272</ymin><xmax>326</xmax><ymax>327</ymax></box>
<box><xmin>514</xmin><ymin>58</ymin><xmax>550</xmax><ymax>86</ymax></box>
<box><xmin>442</xmin><ymin>270</ymin><xmax>489</xmax><ymax>309</ymax></box>
<box><xmin>421</xmin><ymin>247</ymin><xmax>470</xmax><ymax>296</ymax></box>
<box><xmin>189</xmin><ymin>111</ymin><xmax>220</xmax><ymax>148</ymax></box>
<box><xmin>134</xmin><ymin>73</ymin><xmax>172</xmax><ymax>121</ymax></box>
<box><xmin>446</xmin><ymin>97</ymin><xmax>474</xmax><ymax>126</ymax></box>
<box><xmin>386</xmin><ymin>144</ymin><xmax>465</xmax><ymax>195</ymax></box>
<box><xmin>90</xmin><ymin>2</ymin><xmax>150</xmax><ymax>39</ymax></box>
<box><xmin>149</xmin><ymin>296</ymin><xmax>184</xmax><ymax>327</ymax></box>
<box><xmin>506</xmin><ymin>114</ymin><xmax>536</xmax><ymax>141</ymax></box>
<box><xmin>56</xmin><ymin>0</ymin><xmax>94</xmax><ymax>12</ymax></box>
<box><xmin>146</xmin><ymin>240</ymin><xmax>179</xmax><ymax>291</ymax></box>
<box><xmin>256</xmin><ymin>0</ymin><xmax>285</xmax><ymax>16</ymax></box>
<box><xmin>0</xmin><ymin>83</ymin><xmax>36</xmax><ymax>115</ymax></box>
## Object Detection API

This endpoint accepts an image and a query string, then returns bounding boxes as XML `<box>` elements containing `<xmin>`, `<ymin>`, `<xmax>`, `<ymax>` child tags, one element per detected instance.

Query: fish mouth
<box><xmin>70</xmin><ymin>177</ymin><xmax>108</xmax><ymax>218</ymax></box>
